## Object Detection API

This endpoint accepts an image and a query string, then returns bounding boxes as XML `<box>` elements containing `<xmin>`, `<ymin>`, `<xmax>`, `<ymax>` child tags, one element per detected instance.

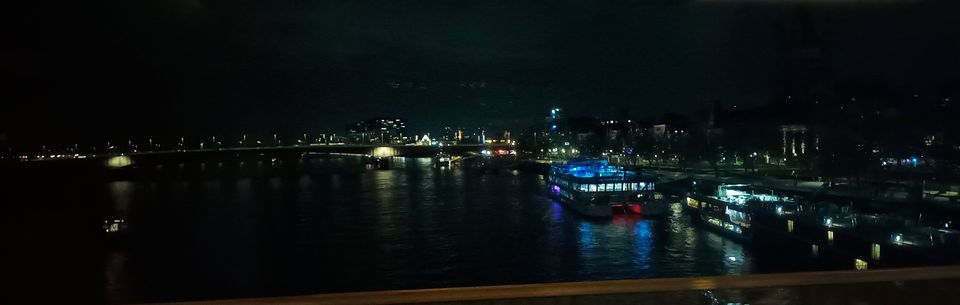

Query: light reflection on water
<box><xmin>107</xmin><ymin>181</ymin><xmax>134</xmax><ymax>213</ymax></box>
<box><xmin>98</xmin><ymin>157</ymin><xmax>752</xmax><ymax>302</ymax></box>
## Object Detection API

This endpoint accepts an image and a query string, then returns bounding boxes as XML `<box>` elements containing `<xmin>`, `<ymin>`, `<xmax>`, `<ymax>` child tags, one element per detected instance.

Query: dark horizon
<box><xmin>4</xmin><ymin>0</ymin><xmax>960</xmax><ymax>148</ymax></box>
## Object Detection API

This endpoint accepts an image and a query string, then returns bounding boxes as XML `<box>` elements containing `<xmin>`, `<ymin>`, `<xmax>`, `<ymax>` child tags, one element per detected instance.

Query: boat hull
<box><xmin>613</xmin><ymin>201</ymin><xmax>668</xmax><ymax>216</ymax></box>
<box><xmin>694</xmin><ymin>215</ymin><xmax>753</xmax><ymax>243</ymax></box>
<box><xmin>550</xmin><ymin>193</ymin><xmax>613</xmax><ymax>218</ymax></box>
<box><xmin>685</xmin><ymin>195</ymin><xmax>753</xmax><ymax>242</ymax></box>
<box><xmin>547</xmin><ymin>158</ymin><xmax>659</xmax><ymax>219</ymax></box>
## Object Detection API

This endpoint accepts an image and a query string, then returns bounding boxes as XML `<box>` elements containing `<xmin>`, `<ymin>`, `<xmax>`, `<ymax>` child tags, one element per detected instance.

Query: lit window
<box><xmin>827</xmin><ymin>230</ymin><xmax>834</xmax><ymax>242</ymax></box>
<box><xmin>787</xmin><ymin>220</ymin><xmax>794</xmax><ymax>233</ymax></box>
<box><xmin>615</xmin><ymin>183</ymin><xmax>623</xmax><ymax>192</ymax></box>
<box><xmin>871</xmin><ymin>243</ymin><xmax>880</xmax><ymax>260</ymax></box>
<box><xmin>606</xmin><ymin>184</ymin><xmax>614</xmax><ymax>192</ymax></box>
<box><xmin>855</xmin><ymin>259</ymin><xmax>868</xmax><ymax>270</ymax></box>
<box><xmin>589</xmin><ymin>184</ymin><xmax>597</xmax><ymax>192</ymax></box>
<box><xmin>812</xmin><ymin>244</ymin><xmax>819</xmax><ymax>256</ymax></box>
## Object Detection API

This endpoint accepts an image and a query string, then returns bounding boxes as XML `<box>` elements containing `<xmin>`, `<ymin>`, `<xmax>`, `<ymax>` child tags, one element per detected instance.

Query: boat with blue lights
<box><xmin>549</xmin><ymin>159</ymin><xmax>663</xmax><ymax>218</ymax></box>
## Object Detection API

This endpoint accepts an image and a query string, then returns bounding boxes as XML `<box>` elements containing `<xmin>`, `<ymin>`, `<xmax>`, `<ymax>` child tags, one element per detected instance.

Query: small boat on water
<box><xmin>102</xmin><ymin>218</ymin><xmax>128</xmax><ymax>234</ymax></box>
<box><xmin>433</xmin><ymin>152</ymin><xmax>453</xmax><ymax>168</ymax></box>
<box><xmin>685</xmin><ymin>193</ymin><xmax>753</xmax><ymax>242</ymax></box>
<box><xmin>548</xmin><ymin>159</ymin><xmax>664</xmax><ymax>218</ymax></box>
<box><xmin>464</xmin><ymin>149</ymin><xmax>516</xmax><ymax>173</ymax></box>
<box><xmin>102</xmin><ymin>217</ymin><xmax>131</xmax><ymax>245</ymax></box>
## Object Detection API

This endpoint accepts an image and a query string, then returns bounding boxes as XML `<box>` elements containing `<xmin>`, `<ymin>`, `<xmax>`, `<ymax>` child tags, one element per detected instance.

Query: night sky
<box><xmin>4</xmin><ymin>0</ymin><xmax>960</xmax><ymax>147</ymax></box>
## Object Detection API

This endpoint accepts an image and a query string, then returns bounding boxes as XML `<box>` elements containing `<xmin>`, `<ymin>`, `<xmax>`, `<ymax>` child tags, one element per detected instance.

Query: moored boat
<box><xmin>548</xmin><ymin>159</ymin><xmax>663</xmax><ymax>218</ymax></box>
<box><xmin>684</xmin><ymin>183</ymin><xmax>793</xmax><ymax>242</ymax></box>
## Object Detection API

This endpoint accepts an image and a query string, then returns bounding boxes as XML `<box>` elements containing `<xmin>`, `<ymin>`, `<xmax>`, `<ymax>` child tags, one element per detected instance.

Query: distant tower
<box><xmin>442</xmin><ymin>126</ymin><xmax>453</xmax><ymax>142</ymax></box>
<box><xmin>708</xmin><ymin>100</ymin><xmax>723</xmax><ymax>129</ymax></box>
<box><xmin>546</xmin><ymin>107</ymin><xmax>564</xmax><ymax>133</ymax></box>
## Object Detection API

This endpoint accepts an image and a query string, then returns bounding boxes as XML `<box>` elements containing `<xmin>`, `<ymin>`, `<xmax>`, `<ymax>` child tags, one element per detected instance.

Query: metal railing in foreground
<box><xmin>158</xmin><ymin>266</ymin><xmax>960</xmax><ymax>305</ymax></box>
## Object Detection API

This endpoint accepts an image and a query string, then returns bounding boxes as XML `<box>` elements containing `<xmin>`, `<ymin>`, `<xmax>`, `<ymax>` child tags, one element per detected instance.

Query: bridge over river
<box><xmin>20</xmin><ymin>143</ymin><xmax>515</xmax><ymax>168</ymax></box>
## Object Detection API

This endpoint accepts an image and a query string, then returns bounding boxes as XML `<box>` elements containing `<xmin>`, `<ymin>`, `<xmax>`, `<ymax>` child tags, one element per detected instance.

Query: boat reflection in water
<box><xmin>365</xmin><ymin>156</ymin><xmax>391</xmax><ymax>170</ymax></box>
<box><xmin>548</xmin><ymin>159</ymin><xmax>664</xmax><ymax>218</ymax></box>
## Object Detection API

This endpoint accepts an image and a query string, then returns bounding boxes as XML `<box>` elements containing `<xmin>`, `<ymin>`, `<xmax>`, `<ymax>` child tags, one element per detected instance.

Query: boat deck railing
<box><xmin>158</xmin><ymin>266</ymin><xmax>960</xmax><ymax>305</ymax></box>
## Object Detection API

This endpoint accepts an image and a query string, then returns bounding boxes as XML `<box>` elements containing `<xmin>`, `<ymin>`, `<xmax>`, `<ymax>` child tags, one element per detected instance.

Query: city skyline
<box><xmin>9</xmin><ymin>1</ymin><xmax>960</xmax><ymax>303</ymax></box>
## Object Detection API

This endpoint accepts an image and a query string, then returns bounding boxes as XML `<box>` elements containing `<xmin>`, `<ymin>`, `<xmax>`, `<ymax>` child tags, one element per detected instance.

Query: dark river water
<box><xmin>6</xmin><ymin>157</ymin><xmax>830</xmax><ymax>304</ymax></box>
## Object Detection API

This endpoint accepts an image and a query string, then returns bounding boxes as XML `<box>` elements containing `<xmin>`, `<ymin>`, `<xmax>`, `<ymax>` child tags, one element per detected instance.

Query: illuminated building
<box><xmin>781</xmin><ymin>124</ymin><xmax>809</xmax><ymax>158</ymax></box>
<box><xmin>545</xmin><ymin>107</ymin><xmax>565</xmax><ymax>133</ymax></box>
<box><xmin>348</xmin><ymin>118</ymin><xmax>407</xmax><ymax>144</ymax></box>
<box><xmin>855</xmin><ymin>259</ymin><xmax>868</xmax><ymax>270</ymax></box>
<box><xmin>539</xmin><ymin>107</ymin><xmax>582</xmax><ymax>157</ymax></box>
<box><xmin>651</xmin><ymin>124</ymin><xmax>667</xmax><ymax>139</ymax></box>
<box><xmin>416</xmin><ymin>135</ymin><xmax>432</xmax><ymax>146</ymax></box>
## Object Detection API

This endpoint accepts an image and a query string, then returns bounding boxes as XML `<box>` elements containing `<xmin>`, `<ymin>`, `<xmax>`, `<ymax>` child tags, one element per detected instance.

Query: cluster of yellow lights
<box><xmin>855</xmin><ymin>259</ymin><xmax>868</xmax><ymax>271</ymax></box>
<box><xmin>106</xmin><ymin>155</ymin><xmax>133</xmax><ymax>168</ymax></box>
<box><xmin>25</xmin><ymin>154</ymin><xmax>86</xmax><ymax>160</ymax></box>
<box><xmin>371</xmin><ymin>147</ymin><xmax>396</xmax><ymax>157</ymax></box>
